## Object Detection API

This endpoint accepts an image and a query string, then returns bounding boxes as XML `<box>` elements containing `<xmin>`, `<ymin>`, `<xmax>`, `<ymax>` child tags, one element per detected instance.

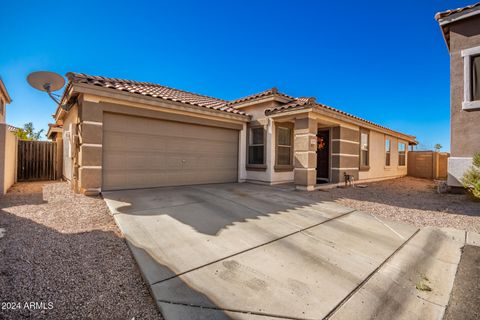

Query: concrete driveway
<box><xmin>103</xmin><ymin>183</ymin><xmax>463</xmax><ymax>320</ymax></box>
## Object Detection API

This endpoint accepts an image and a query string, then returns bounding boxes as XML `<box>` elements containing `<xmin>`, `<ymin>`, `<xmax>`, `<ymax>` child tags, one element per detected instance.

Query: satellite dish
<box><xmin>27</xmin><ymin>71</ymin><xmax>65</xmax><ymax>104</ymax></box>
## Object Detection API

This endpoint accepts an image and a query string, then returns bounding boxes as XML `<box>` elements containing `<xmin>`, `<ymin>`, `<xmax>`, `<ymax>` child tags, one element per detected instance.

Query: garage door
<box><xmin>102</xmin><ymin>113</ymin><xmax>239</xmax><ymax>190</ymax></box>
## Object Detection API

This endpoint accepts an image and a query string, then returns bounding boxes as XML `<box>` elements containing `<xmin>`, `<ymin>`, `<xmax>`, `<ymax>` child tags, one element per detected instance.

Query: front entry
<box><xmin>316</xmin><ymin>130</ymin><xmax>329</xmax><ymax>182</ymax></box>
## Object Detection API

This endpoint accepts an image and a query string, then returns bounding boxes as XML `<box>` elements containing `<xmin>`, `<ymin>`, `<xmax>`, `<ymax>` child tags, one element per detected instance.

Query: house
<box><xmin>51</xmin><ymin>73</ymin><xmax>416</xmax><ymax>195</ymax></box>
<box><xmin>436</xmin><ymin>3</ymin><xmax>480</xmax><ymax>188</ymax></box>
<box><xmin>0</xmin><ymin>77</ymin><xmax>17</xmax><ymax>194</ymax></box>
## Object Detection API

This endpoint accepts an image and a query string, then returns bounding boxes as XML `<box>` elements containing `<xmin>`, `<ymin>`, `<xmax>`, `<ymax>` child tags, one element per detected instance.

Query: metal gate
<box><xmin>17</xmin><ymin>140</ymin><xmax>57</xmax><ymax>181</ymax></box>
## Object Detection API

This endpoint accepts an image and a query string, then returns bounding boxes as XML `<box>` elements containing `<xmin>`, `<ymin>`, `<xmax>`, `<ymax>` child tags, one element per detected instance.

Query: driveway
<box><xmin>103</xmin><ymin>183</ymin><xmax>464</xmax><ymax>319</ymax></box>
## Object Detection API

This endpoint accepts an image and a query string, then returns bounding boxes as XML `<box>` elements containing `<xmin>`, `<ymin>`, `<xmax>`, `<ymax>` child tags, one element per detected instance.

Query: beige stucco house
<box><xmin>51</xmin><ymin>73</ymin><xmax>416</xmax><ymax>195</ymax></box>
<box><xmin>436</xmin><ymin>3</ymin><xmax>480</xmax><ymax>187</ymax></box>
<box><xmin>0</xmin><ymin>77</ymin><xmax>17</xmax><ymax>194</ymax></box>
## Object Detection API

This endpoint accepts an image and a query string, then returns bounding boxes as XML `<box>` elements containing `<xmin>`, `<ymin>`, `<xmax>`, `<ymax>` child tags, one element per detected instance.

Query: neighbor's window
<box><xmin>385</xmin><ymin>138</ymin><xmax>391</xmax><ymax>166</ymax></box>
<box><xmin>248</xmin><ymin>127</ymin><xmax>264</xmax><ymax>165</ymax></box>
<box><xmin>461</xmin><ymin>46</ymin><xmax>480</xmax><ymax>110</ymax></box>
<box><xmin>360</xmin><ymin>131</ymin><xmax>369</xmax><ymax>168</ymax></box>
<box><xmin>398</xmin><ymin>142</ymin><xmax>406</xmax><ymax>166</ymax></box>
<box><xmin>472</xmin><ymin>55</ymin><xmax>480</xmax><ymax>101</ymax></box>
<box><xmin>276</xmin><ymin>126</ymin><xmax>292</xmax><ymax>166</ymax></box>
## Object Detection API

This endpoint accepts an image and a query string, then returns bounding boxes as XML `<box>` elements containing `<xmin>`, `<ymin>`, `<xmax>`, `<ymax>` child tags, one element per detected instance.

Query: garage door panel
<box><xmin>102</xmin><ymin>113</ymin><xmax>239</xmax><ymax>190</ymax></box>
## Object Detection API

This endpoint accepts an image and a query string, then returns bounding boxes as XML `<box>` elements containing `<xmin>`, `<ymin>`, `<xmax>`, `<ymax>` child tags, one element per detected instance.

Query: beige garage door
<box><xmin>102</xmin><ymin>113</ymin><xmax>239</xmax><ymax>190</ymax></box>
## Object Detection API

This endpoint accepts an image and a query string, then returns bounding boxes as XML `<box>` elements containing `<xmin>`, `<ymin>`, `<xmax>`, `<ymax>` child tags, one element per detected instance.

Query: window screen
<box><xmin>398</xmin><ymin>143</ymin><xmax>406</xmax><ymax>166</ymax></box>
<box><xmin>360</xmin><ymin>132</ymin><xmax>369</xmax><ymax>167</ymax></box>
<box><xmin>385</xmin><ymin>138</ymin><xmax>391</xmax><ymax>166</ymax></box>
<box><xmin>277</xmin><ymin>127</ymin><xmax>292</xmax><ymax>165</ymax></box>
<box><xmin>248</xmin><ymin>127</ymin><xmax>264</xmax><ymax>165</ymax></box>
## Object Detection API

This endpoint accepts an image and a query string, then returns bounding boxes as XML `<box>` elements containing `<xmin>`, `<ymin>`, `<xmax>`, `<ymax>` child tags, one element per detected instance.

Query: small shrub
<box><xmin>461</xmin><ymin>152</ymin><xmax>480</xmax><ymax>199</ymax></box>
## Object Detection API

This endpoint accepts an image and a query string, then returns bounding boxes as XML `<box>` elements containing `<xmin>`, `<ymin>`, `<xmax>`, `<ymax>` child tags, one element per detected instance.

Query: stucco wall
<box><xmin>241</xmin><ymin>101</ymin><xmax>295</xmax><ymax>184</ymax></box>
<box><xmin>0</xmin><ymin>104</ymin><xmax>5</xmax><ymax>123</ymax></box>
<box><xmin>61</xmin><ymin>93</ymin><xmax>247</xmax><ymax>194</ymax></box>
<box><xmin>62</xmin><ymin>104</ymin><xmax>79</xmax><ymax>182</ymax></box>
<box><xmin>358</xmin><ymin>130</ymin><xmax>408</xmax><ymax>182</ymax></box>
<box><xmin>4</xmin><ymin>128</ymin><xmax>17</xmax><ymax>192</ymax></box>
<box><xmin>0</xmin><ymin>124</ymin><xmax>17</xmax><ymax>194</ymax></box>
<box><xmin>449</xmin><ymin>15</ymin><xmax>480</xmax><ymax>158</ymax></box>
<box><xmin>446</xmin><ymin>16</ymin><xmax>480</xmax><ymax>186</ymax></box>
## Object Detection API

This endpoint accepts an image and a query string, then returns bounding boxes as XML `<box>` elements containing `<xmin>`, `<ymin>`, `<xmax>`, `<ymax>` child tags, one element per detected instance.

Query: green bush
<box><xmin>462</xmin><ymin>152</ymin><xmax>480</xmax><ymax>199</ymax></box>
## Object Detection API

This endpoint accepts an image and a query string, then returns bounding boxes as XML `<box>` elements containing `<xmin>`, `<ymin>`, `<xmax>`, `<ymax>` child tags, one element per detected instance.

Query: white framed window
<box><xmin>248</xmin><ymin>127</ymin><xmax>265</xmax><ymax>165</ymax></box>
<box><xmin>398</xmin><ymin>142</ymin><xmax>406</xmax><ymax>166</ymax></box>
<box><xmin>462</xmin><ymin>45</ymin><xmax>480</xmax><ymax>111</ymax></box>
<box><xmin>276</xmin><ymin>126</ymin><xmax>292</xmax><ymax>166</ymax></box>
<box><xmin>360</xmin><ymin>130</ymin><xmax>369</xmax><ymax>169</ymax></box>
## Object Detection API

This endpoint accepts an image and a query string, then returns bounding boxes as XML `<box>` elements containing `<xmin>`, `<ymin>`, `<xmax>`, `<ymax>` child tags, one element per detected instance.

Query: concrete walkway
<box><xmin>103</xmin><ymin>183</ymin><xmax>468</xmax><ymax>319</ymax></box>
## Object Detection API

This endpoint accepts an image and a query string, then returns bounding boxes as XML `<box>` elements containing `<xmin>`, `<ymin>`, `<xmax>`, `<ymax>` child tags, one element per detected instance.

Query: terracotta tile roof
<box><xmin>435</xmin><ymin>2</ymin><xmax>480</xmax><ymax>20</ymax></box>
<box><xmin>7</xmin><ymin>125</ymin><xmax>18</xmax><ymax>132</ymax></box>
<box><xmin>266</xmin><ymin>98</ymin><xmax>416</xmax><ymax>142</ymax></box>
<box><xmin>227</xmin><ymin>87</ymin><xmax>294</xmax><ymax>106</ymax></box>
<box><xmin>66</xmin><ymin>73</ymin><xmax>247</xmax><ymax>116</ymax></box>
<box><xmin>64</xmin><ymin>73</ymin><xmax>414</xmax><ymax>141</ymax></box>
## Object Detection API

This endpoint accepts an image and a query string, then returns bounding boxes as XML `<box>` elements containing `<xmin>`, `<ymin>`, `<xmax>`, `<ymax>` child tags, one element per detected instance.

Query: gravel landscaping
<box><xmin>0</xmin><ymin>181</ymin><xmax>161</xmax><ymax>320</ymax></box>
<box><xmin>301</xmin><ymin>177</ymin><xmax>480</xmax><ymax>233</ymax></box>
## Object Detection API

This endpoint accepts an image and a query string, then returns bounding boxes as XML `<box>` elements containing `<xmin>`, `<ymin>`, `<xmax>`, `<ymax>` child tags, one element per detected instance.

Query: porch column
<box><xmin>294</xmin><ymin>116</ymin><xmax>317</xmax><ymax>191</ymax></box>
<box><xmin>331</xmin><ymin>126</ymin><xmax>360</xmax><ymax>183</ymax></box>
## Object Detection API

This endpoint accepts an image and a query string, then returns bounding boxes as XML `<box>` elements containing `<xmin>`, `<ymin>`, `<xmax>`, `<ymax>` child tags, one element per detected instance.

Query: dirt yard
<box><xmin>302</xmin><ymin>177</ymin><xmax>480</xmax><ymax>233</ymax></box>
<box><xmin>0</xmin><ymin>181</ymin><xmax>161</xmax><ymax>320</ymax></box>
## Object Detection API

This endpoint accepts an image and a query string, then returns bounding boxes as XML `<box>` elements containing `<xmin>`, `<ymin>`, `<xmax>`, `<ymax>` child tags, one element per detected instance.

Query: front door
<box><xmin>316</xmin><ymin>130</ymin><xmax>329</xmax><ymax>182</ymax></box>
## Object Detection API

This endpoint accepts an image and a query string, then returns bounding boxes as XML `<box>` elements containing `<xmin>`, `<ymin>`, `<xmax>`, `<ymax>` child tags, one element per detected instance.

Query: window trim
<box><xmin>398</xmin><ymin>142</ymin><xmax>406</xmax><ymax>167</ymax></box>
<box><xmin>462</xmin><ymin>45</ymin><xmax>480</xmax><ymax>111</ymax></box>
<box><xmin>359</xmin><ymin>128</ymin><xmax>370</xmax><ymax>171</ymax></box>
<box><xmin>246</xmin><ymin>125</ymin><xmax>267</xmax><ymax>170</ymax></box>
<box><xmin>385</xmin><ymin>136</ymin><xmax>391</xmax><ymax>167</ymax></box>
<box><xmin>274</xmin><ymin>122</ymin><xmax>294</xmax><ymax>172</ymax></box>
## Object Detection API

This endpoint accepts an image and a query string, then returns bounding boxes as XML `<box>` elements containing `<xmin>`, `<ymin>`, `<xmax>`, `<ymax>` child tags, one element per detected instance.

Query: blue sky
<box><xmin>0</xmin><ymin>0</ymin><xmax>471</xmax><ymax>151</ymax></box>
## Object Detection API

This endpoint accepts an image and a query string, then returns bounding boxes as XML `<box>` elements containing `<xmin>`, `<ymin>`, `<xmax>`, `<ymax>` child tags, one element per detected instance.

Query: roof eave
<box><xmin>266</xmin><ymin>104</ymin><xmax>416</xmax><ymax>143</ymax></box>
<box><xmin>46</xmin><ymin>125</ymin><xmax>62</xmax><ymax>139</ymax></box>
<box><xmin>0</xmin><ymin>78</ymin><xmax>12</xmax><ymax>104</ymax></box>
<box><xmin>70</xmin><ymin>82</ymin><xmax>251</xmax><ymax>122</ymax></box>
<box><xmin>436</xmin><ymin>8</ymin><xmax>480</xmax><ymax>26</ymax></box>
<box><xmin>436</xmin><ymin>7</ymin><xmax>480</xmax><ymax>49</ymax></box>
<box><xmin>232</xmin><ymin>94</ymin><xmax>293</xmax><ymax>109</ymax></box>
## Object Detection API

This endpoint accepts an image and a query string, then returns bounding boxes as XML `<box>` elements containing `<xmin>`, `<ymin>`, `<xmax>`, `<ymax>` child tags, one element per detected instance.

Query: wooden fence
<box><xmin>17</xmin><ymin>140</ymin><xmax>57</xmax><ymax>181</ymax></box>
<box><xmin>407</xmin><ymin>151</ymin><xmax>449</xmax><ymax>180</ymax></box>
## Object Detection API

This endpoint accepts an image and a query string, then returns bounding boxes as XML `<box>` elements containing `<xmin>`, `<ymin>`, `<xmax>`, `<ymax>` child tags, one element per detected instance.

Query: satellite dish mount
<box><xmin>27</xmin><ymin>71</ymin><xmax>68</xmax><ymax>108</ymax></box>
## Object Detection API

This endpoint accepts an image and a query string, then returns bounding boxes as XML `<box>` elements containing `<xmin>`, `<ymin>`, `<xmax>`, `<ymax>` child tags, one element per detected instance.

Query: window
<box><xmin>276</xmin><ymin>126</ymin><xmax>292</xmax><ymax>166</ymax></box>
<box><xmin>248</xmin><ymin>127</ymin><xmax>264</xmax><ymax>165</ymax></box>
<box><xmin>360</xmin><ymin>130</ymin><xmax>369</xmax><ymax>169</ymax></box>
<box><xmin>385</xmin><ymin>138</ymin><xmax>391</xmax><ymax>166</ymax></box>
<box><xmin>461</xmin><ymin>45</ymin><xmax>480</xmax><ymax>110</ymax></box>
<box><xmin>473</xmin><ymin>55</ymin><xmax>480</xmax><ymax>101</ymax></box>
<box><xmin>398</xmin><ymin>142</ymin><xmax>406</xmax><ymax>166</ymax></box>
<box><xmin>0</xmin><ymin>98</ymin><xmax>3</xmax><ymax>116</ymax></box>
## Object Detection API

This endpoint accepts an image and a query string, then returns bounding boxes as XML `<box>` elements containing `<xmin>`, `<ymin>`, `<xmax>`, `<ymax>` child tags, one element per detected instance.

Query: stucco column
<box><xmin>238</xmin><ymin>123</ymin><xmax>247</xmax><ymax>182</ymax></box>
<box><xmin>331</xmin><ymin>126</ymin><xmax>360</xmax><ymax>183</ymax></box>
<box><xmin>77</xmin><ymin>100</ymin><xmax>104</xmax><ymax>195</ymax></box>
<box><xmin>294</xmin><ymin>116</ymin><xmax>317</xmax><ymax>191</ymax></box>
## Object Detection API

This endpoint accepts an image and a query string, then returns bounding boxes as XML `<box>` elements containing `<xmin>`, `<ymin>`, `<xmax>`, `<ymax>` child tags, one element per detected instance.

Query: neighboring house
<box><xmin>46</xmin><ymin>123</ymin><xmax>64</xmax><ymax>180</ymax></box>
<box><xmin>436</xmin><ymin>3</ymin><xmax>480</xmax><ymax>187</ymax></box>
<box><xmin>0</xmin><ymin>77</ymin><xmax>17</xmax><ymax>194</ymax></box>
<box><xmin>51</xmin><ymin>73</ymin><xmax>416</xmax><ymax>195</ymax></box>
